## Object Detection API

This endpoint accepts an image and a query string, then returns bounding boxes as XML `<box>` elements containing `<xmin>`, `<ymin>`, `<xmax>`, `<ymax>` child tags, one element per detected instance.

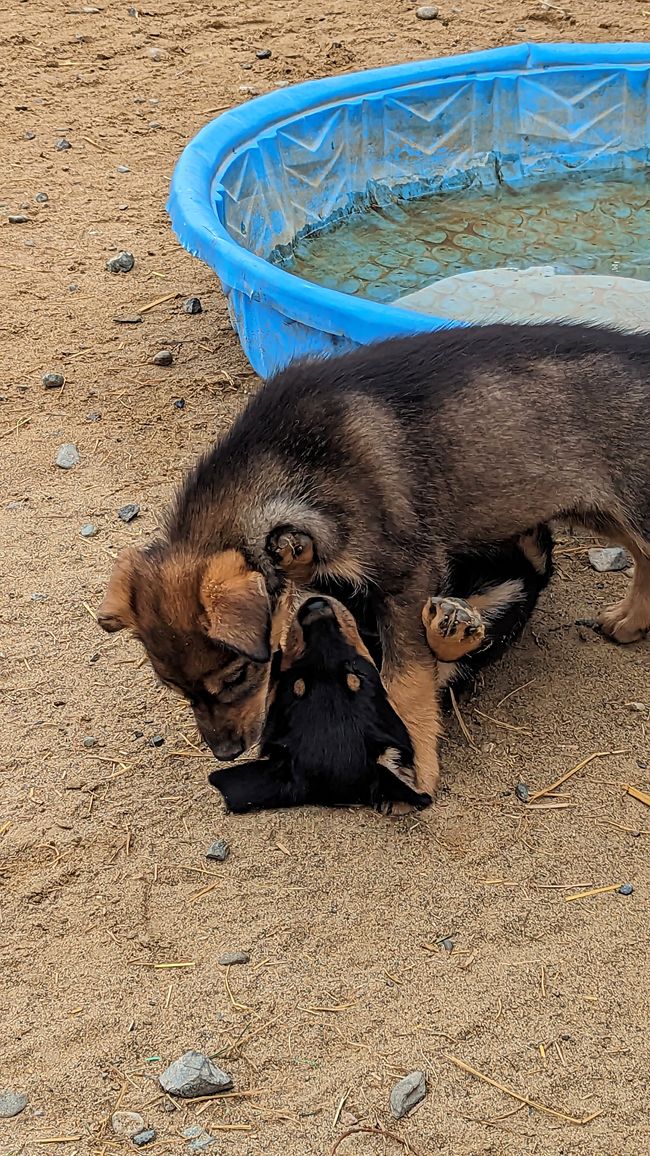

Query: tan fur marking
<box><xmin>384</xmin><ymin>660</ymin><xmax>441</xmax><ymax>798</ymax></box>
<box><xmin>293</xmin><ymin>677</ymin><xmax>306</xmax><ymax>697</ymax></box>
<box><xmin>517</xmin><ymin>528</ymin><xmax>551</xmax><ymax>576</ymax></box>
<box><xmin>97</xmin><ymin>548</ymin><xmax>140</xmax><ymax>632</ymax></box>
<box><xmin>200</xmin><ymin>551</ymin><xmax>271</xmax><ymax>660</ymax></box>
<box><xmin>346</xmin><ymin>672</ymin><xmax>361</xmax><ymax>692</ymax></box>
<box><xmin>377</xmin><ymin>746</ymin><xmax>417</xmax><ymax>789</ymax></box>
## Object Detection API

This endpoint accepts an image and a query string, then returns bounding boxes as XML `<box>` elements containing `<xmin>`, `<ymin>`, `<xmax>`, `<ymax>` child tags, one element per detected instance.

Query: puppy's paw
<box><xmin>266</xmin><ymin>527</ymin><xmax>315</xmax><ymax>581</ymax></box>
<box><xmin>422</xmin><ymin>596</ymin><xmax>486</xmax><ymax>661</ymax></box>
<box><xmin>596</xmin><ymin>598</ymin><xmax>650</xmax><ymax>644</ymax></box>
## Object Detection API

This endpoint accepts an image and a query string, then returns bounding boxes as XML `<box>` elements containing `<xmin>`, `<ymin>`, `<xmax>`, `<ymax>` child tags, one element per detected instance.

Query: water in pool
<box><xmin>274</xmin><ymin>171</ymin><xmax>650</xmax><ymax>305</ymax></box>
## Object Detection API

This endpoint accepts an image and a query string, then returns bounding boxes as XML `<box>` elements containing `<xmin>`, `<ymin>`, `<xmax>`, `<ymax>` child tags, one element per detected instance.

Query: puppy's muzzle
<box><xmin>297</xmin><ymin>597</ymin><xmax>335</xmax><ymax>629</ymax></box>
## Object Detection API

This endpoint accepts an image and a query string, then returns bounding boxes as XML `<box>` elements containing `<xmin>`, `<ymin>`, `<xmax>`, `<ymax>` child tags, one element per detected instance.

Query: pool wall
<box><xmin>168</xmin><ymin>43</ymin><xmax>650</xmax><ymax>377</ymax></box>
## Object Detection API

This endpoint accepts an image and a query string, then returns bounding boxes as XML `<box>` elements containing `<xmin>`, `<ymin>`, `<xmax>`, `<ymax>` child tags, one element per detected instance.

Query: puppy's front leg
<box><xmin>379</xmin><ymin>599</ymin><xmax>442</xmax><ymax>800</ymax></box>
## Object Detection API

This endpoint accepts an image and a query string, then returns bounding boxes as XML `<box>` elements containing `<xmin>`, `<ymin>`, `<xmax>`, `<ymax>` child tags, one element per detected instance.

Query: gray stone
<box><xmin>618</xmin><ymin>883</ymin><xmax>634</xmax><ymax>896</ymax></box>
<box><xmin>588</xmin><ymin>547</ymin><xmax>633</xmax><ymax>573</ymax></box>
<box><xmin>30</xmin><ymin>592</ymin><xmax>47</xmax><ymax>602</ymax></box>
<box><xmin>182</xmin><ymin>1125</ymin><xmax>218</xmax><ymax>1151</ymax></box>
<box><xmin>256</xmin><ymin>48</ymin><xmax>272</xmax><ymax>59</ymax></box>
<box><xmin>0</xmin><ymin>1090</ymin><xmax>28</xmax><ymax>1118</ymax></box>
<box><xmin>133</xmin><ymin>1128</ymin><xmax>157</xmax><ymax>1147</ymax></box>
<box><xmin>9</xmin><ymin>214</ymin><xmax>30</xmax><ymax>224</ymax></box>
<box><xmin>152</xmin><ymin>349</ymin><xmax>173</xmax><ymax>366</ymax></box>
<box><xmin>389</xmin><ymin>1070</ymin><xmax>426</xmax><ymax>1119</ymax></box>
<box><xmin>111</xmin><ymin>1110</ymin><xmax>145</xmax><ymax>1137</ymax></box>
<box><xmin>56</xmin><ymin>138</ymin><xmax>72</xmax><ymax>151</ymax></box>
<box><xmin>148</xmin><ymin>46</ymin><xmax>167</xmax><ymax>62</ymax></box>
<box><xmin>627</xmin><ymin>702</ymin><xmax>647</xmax><ymax>713</ymax></box>
<box><xmin>159</xmin><ymin>1050</ymin><xmax>233</xmax><ymax>1098</ymax></box>
<box><xmin>118</xmin><ymin>503</ymin><xmax>140</xmax><ymax>523</ymax></box>
<box><xmin>55</xmin><ymin>443</ymin><xmax>80</xmax><ymax>469</ymax></box>
<box><xmin>83</xmin><ymin>736</ymin><xmax>98</xmax><ymax>749</ymax></box>
<box><xmin>43</xmin><ymin>372</ymin><xmax>64</xmax><ymax>389</ymax></box>
<box><xmin>24</xmin><ymin>131</ymin><xmax>36</xmax><ymax>140</ymax></box>
<box><xmin>415</xmin><ymin>5</ymin><xmax>438</xmax><ymax>18</ymax></box>
<box><xmin>106</xmin><ymin>250</ymin><xmax>135</xmax><ymax>274</ymax></box>
<box><xmin>117</xmin><ymin>164</ymin><xmax>130</xmax><ymax>173</ymax></box>
<box><xmin>148</xmin><ymin>734</ymin><xmax>165</xmax><ymax>748</ymax></box>
<box><xmin>218</xmin><ymin>950</ymin><xmax>249</xmax><ymax>966</ymax></box>
<box><xmin>113</xmin><ymin>314</ymin><xmax>143</xmax><ymax>325</ymax></box>
<box><xmin>206</xmin><ymin>839</ymin><xmax>229</xmax><ymax>862</ymax></box>
<box><xmin>515</xmin><ymin>782</ymin><xmax>530</xmax><ymax>803</ymax></box>
<box><xmin>80</xmin><ymin>522</ymin><xmax>98</xmax><ymax>538</ymax></box>
<box><xmin>35</xmin><ymin>192</ymin><xmax>49</xmax><ymax>203</ymax></box>
<box><xmin>183</xmin><ymin>297</ymin><xmax>203</xmax><ymax>315</ymax></box>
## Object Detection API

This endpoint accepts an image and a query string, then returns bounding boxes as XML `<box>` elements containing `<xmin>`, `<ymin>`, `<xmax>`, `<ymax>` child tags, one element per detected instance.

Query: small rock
<box><xmin>24</xmin><ymin>130</ymin><xmax>36</xmax><ymax>140</ymax></box>
<box><xmin>106</xmin><ymin>250</ymin><xmax>135</xmax><ymax>274</ymax></box>
<box><xmin>117</xmin><ymin>164</ymin><xmax>130</xmax><ymax>173</ymax></box>
<box><xmin>86</xmin><ymin>411</ymin><xmax>102</xmax><ymax>421</ymax></box>
<box><xmin>415</xmin><ymin>5</ymin><xmax>438</xmax><ymax>18</ymax></box>
<box><xmin>183</xmin><ymin>296</ymin><xmax>203</xmax><ymax>315</ymax></box>
<box><xmin>56</xmin><ymin>138</ymin><xmax>72</xmax><ymax>151</ymax></box>
<box><xmin>148</xmin><ymin>46</ymin><xmax>167</xmax><ymax>62</ymax></box>
<box><xmin>256</xmin><ymin>48</ymin><xmax>272</xmax><ymax>59</ymax></box>
<box><xmin>218</xmin><ymin>950</ymin><xmax>249</xmax><ymax>966</ymax></box>
<box><xmin>55</xmin><ymin>443</ymin><xmax>80</xmax><ymax>469</ymax></box>
<box><xmin>515</xmin><ymin>782</ymin><xmax>530</xmax><ymax>803</ymax></box>
<box><xmin>148</xmin><ymin>734</ymin><xmax>165</xmax><ymax>748</ymax></box>
<box><xmin>118</xmin><ymin>503</ymin><xmax>140</xmax><ymax>523</ymax></box>
<box><xmin>133</xmin><ymin>1129</ymin><xmax>157</xmax><ymax>1147</ymax></box>
<box><xmin>80</xmin><ymin>522</ymin><xmax>98</xmax><ymax>538</ymax></box>
<box><xmin>627</xmin><ymin>702</ymin><xmax>647</xmax><ymax>713</ymax></box>
<box><xmin>114</xmin><ymin>314</ymin><xmax>143</xmax><ymax>325</ymax></box>
<box><xmin>30</xmin><ymin>592</ymin><xmax>47</xmax><ymax>602</ymax></box>
<box><xmin>43</xmin><ymin>372</ymin><xmax>64</xmax><ymax>389</ymax></box>
<box><xmin>159</xmin><ymin>1051</ymin><xmax>233</xmax><ymax>1098</ymax></box>
<box><xmin>83</xmin><ymin>736</ymin><xmax>98</xmax><ymax>748</ymax></box>
<box><xmin>9</xmin><ymin>213</ymin><xmax>30</xmax><ymax>224</ymax></box>
<box><xmin>439</xmin><ymin>937</ymin><xmax>454</xmax><ymax>952</ymax></box>
<box><xmin>0</xmin><ymin>1091</ymin><xmax>28</xmax><ymax>1119</ymax></box>
<box><xmin>206</xmin><ymin>839</ymin><xmax>229</xmax><ymax>862</ymax></box>
<box><xmin>238</xmin><ymin>85</ymin><xmax>261</xmax><ymax>96</ymax></box>
<box><xmin>618</xmin><ymin>883</ymin><xmax>634</xmax><ymax>896</ymax></box>
<box><xmin>182</xmin><ymin>1125</ymin><xmax>218</xmax><ymax>1152</ymax></box>
<box><xmin>35</xmin><ymin>192</ymin><xmax>49</xmax><ymax>203</ymax></box>
<box><xmin>151</xmin><ymin>349</ymin><xmax>173</xmax><ymax>366</ymax></box>
<box><xmin>587</xmin><ymin>547</ymin><xmax>632</xmax><ymax>573</ymax></box>
<box><xmin>111</xmin><ymin>1111</ymin><xmax>146</xmax><ymax>1137</ymax></box>
<box><xmin>390</xmin><ymin>1071</ymin><xmax>426</xmax><ymax>1119</ymax></box>
<box><xmin>173</xmin><ymin>398</ymin><xmax>186</xmax><ymax>410</ymax></box>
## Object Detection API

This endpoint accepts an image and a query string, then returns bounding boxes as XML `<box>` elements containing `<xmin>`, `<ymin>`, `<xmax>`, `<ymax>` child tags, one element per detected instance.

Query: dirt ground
<box><xmin>2</xmin><ymin>3</ymin><xmax>650</xmax><ymax>1154</ymax></box>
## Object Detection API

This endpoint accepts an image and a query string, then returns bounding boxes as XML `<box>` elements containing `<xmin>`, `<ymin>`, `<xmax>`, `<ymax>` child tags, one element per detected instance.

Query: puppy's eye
<box><xmin>293</xmin><ymin>678</ymin><xmax>306</xmax><ymax>697</ymax></box>
<box><xmin>222</xmin><ymin>663</ymin><xmax>249</xmax><ymax>690</ymax></box>
<box><xmin>346</xmin><ymin>671</ymin><xmax>361</xmax><ymax>692</ymax></box>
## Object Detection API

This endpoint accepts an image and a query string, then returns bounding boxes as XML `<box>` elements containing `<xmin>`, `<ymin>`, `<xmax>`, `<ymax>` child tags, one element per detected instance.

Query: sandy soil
<box><xmin>2</xmin><ymin>3</ymin><xmax>650</xmax><ymax>1154</ymax></box>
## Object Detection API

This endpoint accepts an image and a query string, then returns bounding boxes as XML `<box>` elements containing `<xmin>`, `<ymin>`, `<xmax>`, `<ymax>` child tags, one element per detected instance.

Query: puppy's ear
<box><xmin>200</xmin><ymin>552</ymin><xmax>271</xmax><ymax>662</ymax></box>
<box><xmin>97</xmin><ymin>548</ymin><xmax>141</xmax><ymax>633</ymax></box>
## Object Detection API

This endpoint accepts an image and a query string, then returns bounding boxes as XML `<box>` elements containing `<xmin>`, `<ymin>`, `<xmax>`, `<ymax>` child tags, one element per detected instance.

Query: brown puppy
<box><xmin>98</xmin><ymin>324</ymin><xmax>650</xmax><ymax>795</ymax></box>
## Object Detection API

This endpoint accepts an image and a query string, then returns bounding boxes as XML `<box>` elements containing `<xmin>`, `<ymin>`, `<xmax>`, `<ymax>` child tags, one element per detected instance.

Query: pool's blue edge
<box><xmin>167</xmin><ymin>42</ymin><xmax>650</xmax><ymax>371</ymax></box>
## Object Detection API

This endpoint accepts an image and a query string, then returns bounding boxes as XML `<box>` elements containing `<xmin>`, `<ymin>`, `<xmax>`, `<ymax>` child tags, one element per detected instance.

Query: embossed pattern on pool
<box><xmin>275</xmin><ymin>172</ymin><xmax>650</xmax><ymax>303</ymax></box>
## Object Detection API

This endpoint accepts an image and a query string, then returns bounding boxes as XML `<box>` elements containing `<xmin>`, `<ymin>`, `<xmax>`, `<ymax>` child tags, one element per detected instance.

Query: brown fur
<box><xmin>98</xmin><ymin>324</ymin><xmax>650</xmax><ymax>788</ymax></box>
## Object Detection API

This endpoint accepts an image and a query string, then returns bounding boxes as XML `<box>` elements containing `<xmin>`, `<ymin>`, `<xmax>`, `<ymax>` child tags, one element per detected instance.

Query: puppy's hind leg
<box><xmin>597</xmin><ymin>536</ymin><xmax>650</xmax><ymax>643</ymax></box>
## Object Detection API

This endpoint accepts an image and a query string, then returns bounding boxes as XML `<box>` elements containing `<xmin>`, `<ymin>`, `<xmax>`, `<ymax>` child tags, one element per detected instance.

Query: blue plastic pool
<box><xmin>168</xmin><ymin>42</ymin><xmax>650</xmax><ymax>378</ymax></box>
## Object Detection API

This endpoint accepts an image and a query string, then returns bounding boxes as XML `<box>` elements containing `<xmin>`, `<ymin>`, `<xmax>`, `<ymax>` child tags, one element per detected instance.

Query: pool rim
<box><xmin>167</xmin><ymin>41</ymin><xmax>650</xmax><ymax>347</ymax></box>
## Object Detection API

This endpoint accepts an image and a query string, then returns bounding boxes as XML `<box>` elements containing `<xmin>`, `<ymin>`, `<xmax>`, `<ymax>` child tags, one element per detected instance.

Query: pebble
<box><xmin>206</xmin><ymin>838</ymin><xmax>229</xmax><ymax>862</ymax></box>
<box><xmin>56</xmin><ymin>138</ymin><xmax>72</xmax><ymax>150</ymax></box>
<box><xmin>83</xmin><ymin>736</ymin><xmax>98</xmax><ymax>748</ymax></box>
<box><xmin>148</xmin><ymin>47</ymin><xmax>167</xmax><ymax>62</ymax></box>
<box><xmin>118</xmin><ymin>502</ymin><xmax>140</xmax><ymax>523</ymax></box>
<box><xmin>31</xmin><ymin>592</ymin><xmax>47</xmax><ymax>602</ymax></box>
<box><xmin>111</xmin><ymin>1110</ymin><xmax>145</xmax><ymax>1138</ymax></box>
<box><xmin>0</xmin><ymin>1091</ymin><xmax>28</xmax><ymax>1119</ymax></box>
<box><xmin>55</xmin><ymin>443</ymin><xmax>80</xmax><ymax>469</ymax></box>
<box><xmin>148</xmin><ymin>734</ymin><xmax>165</xmax><ymax>748</ymax></box>
<box><xmin>515</xmin><ymin>782</ymin><xmax>530</xmax><ymax>803</ymax></box>
<box><xmin>113</xmin><ymin>314</ymin><xmax>143</xmax><ymax>325</ymax></box>
<box><xmin>133</xmin><ymin>1129</ymin><xmax>157</xmax><ymax>1147</ymax></box>
<box><xmin>117</xmin><ymin>164</ymin><xmax>130</xmax><ymax>174</ymax></box>
<box><xmin>256</xmin><ymin>48</ymin><xmax>272</xmax><ymax>59</ymax></box>
<box><xmin>86</xmin><ymin>411</ymin><xmax>101</xmax><ymax>421</ymax></box>
<box><xmin>183</xmin><ymin>296</ymin><xmax>203</xmax><ymax>314</ymax></box>
<box><xmin>627</xmin><ymin>702</ymin><xmax>647</xmax><ymax>713</ymax></box>
<box><xmin>415</xmin><ymin>5</ymin><xmax>438</xmax><ymax>18</ymax></box>
<box><xmin>389</xmin><ymin>1071</ymin><xmax>426</xmax><ymax>1119</ymax></box>
<box><xmin>80</xmin><ymin>522</ymin><xmax>98</xmax><ymax>538</ymax></box>
<box><xmin>69</xmin><ymin>283</ymin><xmax>81</xmax><ymax>293</ymax></box>
<box><xmin>182</xmin><ymin>1125</ymin><xmax>218</xmax><ymax>1152</ymax></box>
<box><xmin>106</xmin><ymin>250</ymin><xmax>135</xmax><ymax>274</ymax></box>
<box><xmin>35</xmin><ymin>192</ymin><xmax>49</xmax><ymax>203</ymax></box>
<box><xmin>173</xmin><ymin>398</ymin><xmax>186</xmax><ymax>410</ymax></box>
<box><xmin>24</xmin><ymin>130</ymin><xmax>36</xmax><ymax>140</ymax></box>
<box><xmin>43</xmin><ymin>372</ymin><xmax>64</xmax><ymax>389</ymax></box>
<box><xmin>9</xmin><ymin>213</ymin><xmax>30</xmax><ymax>224</ymax></box>
<box><xmin>618</xmin><ymin>883</ymin><xmax>634</xmax><ymax>896</ymax></box>
<box><xmin>218</xmin><ymin>950</ymin><xmax>249</xmax><ymax>966</ymax></box>
<box><xmin>159</xmin><ymin>1051</ymin><xmax>233</xmax><ymax>1098</ymax></box>
<box><xmin>152</xmin><ymin>349</ymin><xmax>173</xmax><ymax>366</ymax></box>
<box><xmin>587</xmin><ymin>546</ymin><xmax>632</xmax><ymax>573</ymax></box>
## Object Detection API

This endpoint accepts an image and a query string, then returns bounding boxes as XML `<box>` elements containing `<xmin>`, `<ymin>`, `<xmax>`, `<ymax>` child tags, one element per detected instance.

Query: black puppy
<box><xmin>208</xmin><ymin>595</ymin><xmax>431</xmax><ymax>814</ymax></box>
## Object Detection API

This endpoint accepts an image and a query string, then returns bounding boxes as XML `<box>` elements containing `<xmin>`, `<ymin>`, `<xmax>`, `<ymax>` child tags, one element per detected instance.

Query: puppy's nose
<box><xmin>298</xmin><ymin>597</ymin><xmax>334</xmax><ymax>627</ymax></box>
